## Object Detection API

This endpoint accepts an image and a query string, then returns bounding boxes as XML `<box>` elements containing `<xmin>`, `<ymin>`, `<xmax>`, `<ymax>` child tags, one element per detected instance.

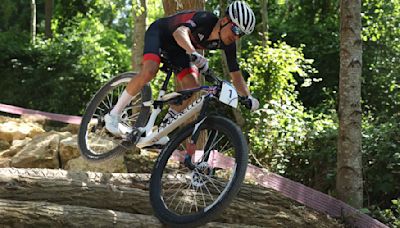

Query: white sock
<box><xmin>110</xmin><ymin>90</ymin><xmax>133</xmax><ymax>115</ymax></box>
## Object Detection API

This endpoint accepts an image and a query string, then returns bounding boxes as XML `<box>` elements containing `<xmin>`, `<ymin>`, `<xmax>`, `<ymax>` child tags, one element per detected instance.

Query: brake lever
<box><xmin>189</xmin><ymin>54</ymin><xmax>221</xmax><ymax>84</ymax></box>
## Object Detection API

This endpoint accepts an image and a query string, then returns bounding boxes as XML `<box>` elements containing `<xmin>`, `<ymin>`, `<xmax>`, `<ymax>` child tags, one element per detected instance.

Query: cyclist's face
<box><xmin>220</xmin><ymin>18</ymin><xmax>241</xmax><ymax>45</ymax></box>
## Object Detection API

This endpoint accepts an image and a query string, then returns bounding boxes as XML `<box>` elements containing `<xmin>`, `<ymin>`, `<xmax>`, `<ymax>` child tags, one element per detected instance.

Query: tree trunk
<box><xmin>0</xmin><ymin>199</ymin><xmax>160</xmax><ymax>227</ymax></box>
<box><xmin>261</xmin><ymin>0</ymin><xmax>269</xmax><ymax>46</ymax></box>
<box><xmin>162</xmin><ymin>0</ymin><xmax>205</xmax><ymax>16</ymax></box>
<box><xmin>31</xmin><ymin>0</ymin><xmax>36</xmax><ymax>44</ymax></box>
<box><xmin>219</xmin><ymin>0</ymin><xmax>230</xmax><ymax>79</ymax></box>
<box><xmin>162</xmin><ymin>0</ymin><xmax>207</xmax><ymax>147</ymax></box>
<box><xmin>337</xmin><ymin>0</ymin><xmax>363</xmax><ymax>209</ymax></box>
<box><xmin>0</xmin><ymin>199</ymin><xmax>255</xmax><ymax>228</ymax></box>
<box><xmin>44</xmin><ymin>0</ymin><xmax>53</xmax><ymax>39</ymax></box>
<box><xmin>0</xmin><ymin>168</ymin><xmax>327</xmax><ymax>227</ymax></box>
<box><xmin>131</xmin><ymin>0</ymin><xmax>147</xmax><ymax>71</ymax></box>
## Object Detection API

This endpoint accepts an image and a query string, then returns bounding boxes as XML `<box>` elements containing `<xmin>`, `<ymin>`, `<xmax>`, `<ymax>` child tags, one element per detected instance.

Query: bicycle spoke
<box><xmin>155</xmin><ymin>117</ymin><xmax>245</xmax><ymax>219</ymax></box>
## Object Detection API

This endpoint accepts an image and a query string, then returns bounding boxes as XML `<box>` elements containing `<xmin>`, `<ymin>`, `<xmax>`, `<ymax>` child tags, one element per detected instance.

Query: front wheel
<box><xmin>149</xmin><ymin>116</ymin><xmax>248</xmax><ymax>227</ymax></box>
<box><xmin>78</xmin><ymin>72</ymin><xmax>152</xmax><ymax>161</ymax></box>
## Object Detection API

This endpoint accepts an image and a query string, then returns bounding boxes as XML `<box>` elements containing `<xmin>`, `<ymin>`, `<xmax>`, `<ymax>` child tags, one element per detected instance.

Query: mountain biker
<box><xmin>105</xmin><ymin>1</ymin><xmax>260</xmax><ymax>136</ymax></box>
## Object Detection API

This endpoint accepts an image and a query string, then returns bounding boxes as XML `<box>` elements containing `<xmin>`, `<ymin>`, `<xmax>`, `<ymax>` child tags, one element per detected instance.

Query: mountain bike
<box><xmin>78</xmin><ymin>52</ymin><xmax>251</xmax><ymax>227</ymax></box>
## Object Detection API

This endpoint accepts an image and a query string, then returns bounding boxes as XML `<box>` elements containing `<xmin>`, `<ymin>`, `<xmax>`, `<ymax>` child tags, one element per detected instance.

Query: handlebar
<box><xmin>189</xmin><ymin>53</ymin><xmax>221</xmax><ymax>84</ymax></box>
<box><xmin>189</xmin><ymin>53</ymin><xmax>252</xmax><ymax>110</ymax></box>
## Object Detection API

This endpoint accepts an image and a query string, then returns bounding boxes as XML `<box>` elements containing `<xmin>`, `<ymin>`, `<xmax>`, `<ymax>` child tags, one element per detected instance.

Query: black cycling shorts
<box><xmin>142</xmin><ymin>20</ymin><xmax>197</xmax><ymax>80</ymax></box>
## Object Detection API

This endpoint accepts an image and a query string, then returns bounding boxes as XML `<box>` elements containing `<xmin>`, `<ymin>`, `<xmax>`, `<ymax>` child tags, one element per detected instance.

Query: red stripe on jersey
<box><xmin>179</xmin><ymin>12</ymin><xmax>196</xmax><ymax>24</ymax></box>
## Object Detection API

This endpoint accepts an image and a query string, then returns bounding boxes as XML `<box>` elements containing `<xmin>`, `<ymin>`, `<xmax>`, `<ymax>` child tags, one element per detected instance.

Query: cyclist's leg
<box><xmin>105</xmin><ymin>21</ymin><xmax>161</xmax><ymax>135</ymax></box>
<box><xmin>110</xmin><ymin>21</ymin><xmax>161</xmax><ymax>115</ymax></box>
<box><xmin>170</xmin><ymin>51</ymin><xmax>200</xmax><ymax>112</ymax></box>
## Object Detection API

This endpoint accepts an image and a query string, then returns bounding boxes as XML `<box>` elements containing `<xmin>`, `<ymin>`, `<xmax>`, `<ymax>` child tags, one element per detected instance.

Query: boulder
<box><xmin>0</xmin><ymin>138</ymin><xmax>32</xmax><ymax>158</ymax></box>
<box><xmin>0</xmin><ymin>119</ymin><xmax>45</xmax><ymax>143</ymax></box>
<box><xmin>10</xmin><ymin>132</ymin><xmax>60</xmax><ymax>168</ymax></box>
<box><xmin>0</xmin><ymin>158</ymin><xmax>10</xmax><ymax>168</ymax></box>
<box><xmin>60</xmin><ymin>124</ymin><xmax>80</xmax><ymax>134</ymax></box>
<box><xmin>59</xmin><ymin>135</ymin><xmax>80</xmax><ymax>167</ymax></box>
<box><xmin>0</xmin><ymin>140</ymin><xmax>10</xmax><ymax>151</ymax></box>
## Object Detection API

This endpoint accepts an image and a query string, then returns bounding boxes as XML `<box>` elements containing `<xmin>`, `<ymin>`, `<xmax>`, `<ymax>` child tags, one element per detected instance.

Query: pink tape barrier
<box><xmin>0</xmin><ymin>103</ymin><xmax>388</xmax><ymax>227</ymax></box>
<box><xmin>0</xmin><ymin>103</ymin><xmax>82</xmax><ymax>125</ymax></box>
<box><xmin>188</xmin><ymin>150</ymin><xmax>387</xmax><ymax>227</ymax></box>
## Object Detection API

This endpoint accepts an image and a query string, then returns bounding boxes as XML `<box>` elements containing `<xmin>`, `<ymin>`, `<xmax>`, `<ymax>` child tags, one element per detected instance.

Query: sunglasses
<box><xmin>230</xmin><ymin>22</ymin><xmax>245</xmax><ymax>37</ymax></box>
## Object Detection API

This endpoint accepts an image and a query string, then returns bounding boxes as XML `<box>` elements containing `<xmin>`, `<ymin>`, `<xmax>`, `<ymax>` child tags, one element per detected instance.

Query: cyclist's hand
<box><xmin>248</xmin><ymin>95</ymin><xmax>260</xmax><ymax>111</ymax></box>
<box><xmin>190</xmin><ymin>52</ymin><xmax>209</xmax><ymax>73</ymax></box>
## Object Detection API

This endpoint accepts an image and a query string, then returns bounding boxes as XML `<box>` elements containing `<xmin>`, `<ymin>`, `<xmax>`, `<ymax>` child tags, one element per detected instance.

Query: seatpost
<box><xmin>161</xmin><ymin>69</ymin><xmax>173</xmax><ymax>92</ymax></box>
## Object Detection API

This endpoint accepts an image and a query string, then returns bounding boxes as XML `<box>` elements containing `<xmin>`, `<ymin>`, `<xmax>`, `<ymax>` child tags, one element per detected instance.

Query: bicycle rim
<box><xmin>79</xmin><ymin>73</ymin><xmax>151</xmax><ymax>161</ymax></box>
<box><xmin>150</xmin><ymin>116</ymin><xmax>248</xmax><ymax>226</ymax></box>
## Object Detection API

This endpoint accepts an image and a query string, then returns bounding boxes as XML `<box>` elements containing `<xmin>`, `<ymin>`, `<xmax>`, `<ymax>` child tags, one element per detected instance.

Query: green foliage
<box><xmin>266</xmin><ymin>0</ymin><xmax>340</xmax><ymax>108</ymax></box>
<box><xmin>282</xmin><ymin>112</ymin><xmax>338</xmax><ymax>193</ymax></box>
<box><xmin>362</xmin><ymin>116</ymin><xmax>400</xmax><ymax>208</ymax></box>
<box><xmin>0</xmin><ymin>16</ymin><xmax>130</xmax><ymax>115</ymax></box>
<box><xmin>0</xmin><ymin>0</ymin><xmax>34</xmax><ymax>32</ymax></box>
<box><xmin>369</xmin><ymin>198</ymin><xmax>400</xmax><ymax>227</ymax></box>
<box><xmin>242</xmin><ymin>40</ymin><xmax>316</xmax><ymax>103</ymax></box>
<box><xmin>239</xmin><ymin>40</ymin><xmax>319</xmax><ymax>173</ymax></box>
<box><xmin>361</xmin><ymin>0</ymin><xmax>400</xmax><ymax>119</ymax></box>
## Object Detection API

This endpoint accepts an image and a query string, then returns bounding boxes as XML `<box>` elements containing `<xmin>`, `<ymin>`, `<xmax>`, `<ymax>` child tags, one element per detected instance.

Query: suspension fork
<box><xmin>184</xmin><ymin>96</ymin><xmax>210</xmax><ymax>170</ymax></box>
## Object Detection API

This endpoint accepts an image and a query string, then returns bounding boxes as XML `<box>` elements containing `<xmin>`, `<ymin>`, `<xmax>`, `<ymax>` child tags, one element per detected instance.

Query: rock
<box><xmin>0</xmin><ymin>138</ymin><xmax>32</xmax><ymax>158</ymax></box>
<box><xmin>10</xmin><ymin>132</ymin><xmax>60</xmax><ymax>168</ymax></box>
<box><xmin>0</xmin><ymin>119</ymin><xmax>45</xmax><ymax>143</ymax></box>
<box><xmin>0</xmin><ymin>158</ymin><xmax>10</xmax><ymax>168</ymax></box>
<box><xmin>20</xmin><ymin>114</ymin><xmax>47</xmax><ymax>125</ymax></box>
<box><xmin>0</xmin><ymin>139</ymin><xmax>10</xmax><ymax>151</ymax></box>
<box><xmin>64</xmin><ymin>156</ymin><xmax>127</xmax><ymax>173</ymax></box>
<box><xmin>59</xmin><ymin>135</ymin><xmax>80</xmax><ymax>167</ymax></box>
<box><xmin>60</xmin><ymin>124</ymin><xmax>80</xmax><ymax>134</ymax></box>
<box><xmin>124</xmin><ymin>150</ymin><xmax>158</xmax><ymax>173</ymax></box>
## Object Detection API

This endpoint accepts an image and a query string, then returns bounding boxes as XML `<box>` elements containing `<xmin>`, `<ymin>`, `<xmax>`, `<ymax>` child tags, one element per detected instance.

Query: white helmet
<box><xmin>226</xmin><ymin>1</ymin><xmax>256</xmax><ymax>35</ymax></box>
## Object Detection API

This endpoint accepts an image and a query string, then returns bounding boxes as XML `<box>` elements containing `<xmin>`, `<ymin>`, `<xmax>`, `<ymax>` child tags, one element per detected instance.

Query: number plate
<box><xmin>219</xmin><ymin>82</ymin><xmax>238</xmax><ymax>108</ymax></box>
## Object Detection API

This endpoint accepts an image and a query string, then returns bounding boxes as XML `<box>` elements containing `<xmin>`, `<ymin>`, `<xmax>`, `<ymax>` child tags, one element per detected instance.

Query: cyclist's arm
<box><xmin>172</xmin><ymin>26</ymin><xmax>196</xmax><ymax>54</ymax></box>
<box><xmin>230</xmin><ymin>71</ymin><xmax>250</xmax><ymax>97</ymax></box>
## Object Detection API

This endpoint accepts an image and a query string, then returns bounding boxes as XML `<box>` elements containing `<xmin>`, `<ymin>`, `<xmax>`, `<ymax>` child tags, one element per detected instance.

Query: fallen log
<box><xmin>0</xmin><ymin>168</ymin><xmax>341</xmax><ymax>227</ymax></box>
<box><xmin>0</xmin><ymin>199</ymin><xmax>159</xmax><ymax>227</ymax></box>
<box><xmin>0</xmin><ymin>199</ymin><xmax>261</xmax><ymax>228</ymax></box>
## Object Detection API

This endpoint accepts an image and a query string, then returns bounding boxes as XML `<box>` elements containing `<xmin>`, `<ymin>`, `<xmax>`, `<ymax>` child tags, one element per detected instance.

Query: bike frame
<box><xmin>136</xmin><ymin>88</ymin><xmax>212</xmax><ymax>148</ymax></box>
<box><xmin>134</xmin><ymin>67</ymin><xmax>218</xmax><ymax>148</ymax></box>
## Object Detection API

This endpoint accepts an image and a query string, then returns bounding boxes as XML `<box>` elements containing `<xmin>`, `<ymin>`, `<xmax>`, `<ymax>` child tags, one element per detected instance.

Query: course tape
<box><xmin>0</xmin><ymin>103</ymin><xmax>82</xmax><ymax>125</ymax></box>
<box><xmin>0</xmin><ymin>103</ymin><xmax>388</xmax><ymax>227</ymax></box>
<box><xmin>195</xmin><ymin>150</ymin><xmax>387</xmax><ymax>228</ymax></box>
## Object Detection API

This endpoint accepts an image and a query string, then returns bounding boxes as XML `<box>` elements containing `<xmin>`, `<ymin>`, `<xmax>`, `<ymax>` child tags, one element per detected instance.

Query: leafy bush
<box><xmin>363</xmin><ymin>116</ymin><xmax>400</xmax><ymax>208</ymax></box>
<box><xmin>239</xmin><ymin>40</ymin><xmax>400</xmax><ymax>225</ymax></box>
<box><xmin>0</xmin><ymin>15</ymin><xmax>130</xmax><ymax>115</ymax></box>
<box><xmin>239</xmin><ymin>40</ymin><xmax>318</xmax><ymax>171</ymax></box>
<box><xmin>369</xmin><ymin>198</ymin><xmax>400</xmax><ymax>227</ymax></box>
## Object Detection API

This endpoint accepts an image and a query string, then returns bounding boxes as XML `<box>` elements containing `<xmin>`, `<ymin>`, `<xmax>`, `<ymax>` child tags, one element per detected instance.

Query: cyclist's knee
<box><xmin>178</xmin><ymin>69</ymin><xmax>200</xmax><ymax>89</ymax></box>
<box><xmin>177</xmin><ymin>67</ymin><xmax>199</xmax><ymax>82</ymax></box>
<box><xmin>141</xmin><ymin>60</ymin><xmax>159</xmax><ymax>83</ymax></box>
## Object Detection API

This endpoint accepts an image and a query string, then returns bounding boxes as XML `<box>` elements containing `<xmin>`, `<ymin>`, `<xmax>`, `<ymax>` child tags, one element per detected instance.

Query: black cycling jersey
<box><xmin>143</xmin><ymin>10</ymin><xmax>239</xmax><ymax>74</ymax></box>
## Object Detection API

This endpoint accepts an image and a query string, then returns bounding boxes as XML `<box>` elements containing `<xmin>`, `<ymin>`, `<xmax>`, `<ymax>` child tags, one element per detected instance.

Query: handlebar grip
<box><xmin>189</xmin><ymin>53</ymin><xmax>197</xmax><ymax>62</ymax></box>
<box><xmin>239</xmin><ymin>96</ymin><xmax>252</xmax><ymax>110</ymax></box>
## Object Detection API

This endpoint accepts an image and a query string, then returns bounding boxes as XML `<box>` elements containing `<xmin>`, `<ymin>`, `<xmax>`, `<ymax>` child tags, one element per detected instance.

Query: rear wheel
<box><xmin>78</xmin><ymin>72</ymin><xmax>152</xmax><ymax>161</ymax></box>
<box><xmin>150</xmin><ymin>116</ymin><xmax>248</xmax><ymax>227</ymax></box>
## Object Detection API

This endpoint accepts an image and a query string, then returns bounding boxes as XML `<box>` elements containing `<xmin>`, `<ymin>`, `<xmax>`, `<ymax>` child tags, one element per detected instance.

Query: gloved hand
<box><xmin>248</xmin><ymin>95</ymin><xmax>260</xmax><ymax>111</ymax></box>
<box><xmin>190</xmin><ymin>52</ymin><xmax>209</xmax><ymax>74</ymax></box>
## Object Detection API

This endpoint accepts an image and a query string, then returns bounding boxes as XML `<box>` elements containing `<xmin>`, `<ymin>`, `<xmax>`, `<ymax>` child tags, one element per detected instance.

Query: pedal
<box><xmin>122</xmin><ymin>127</ymin><xmax>145</xmax><ymax>148</ymax></box>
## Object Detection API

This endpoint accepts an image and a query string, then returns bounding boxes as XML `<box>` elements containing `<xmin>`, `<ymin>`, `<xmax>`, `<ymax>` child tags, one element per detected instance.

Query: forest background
<box><xmin>0</xmin><ymin>0</ymin><xmax>399</xmax><ymax>226</ymax></box>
